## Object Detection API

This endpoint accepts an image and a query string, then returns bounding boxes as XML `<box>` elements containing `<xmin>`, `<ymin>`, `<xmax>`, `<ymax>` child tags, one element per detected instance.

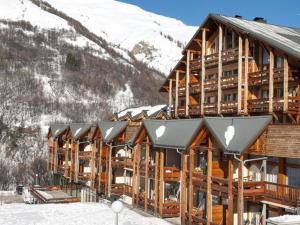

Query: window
<box><xmin>261</xmin><ymin>90</ymin><xmax>269</xmax><ymax>99</ymax></box>
<box><xmin>275</xmin><ymin>56</ymin><xmax>283</xmax><ymax>68</ymax></box>
<box><xmin>274</xmin><ymin>88</ymin><xmax>283</xmax><ymax>98</ymax></box>
<box><xmin>287</xmin><ymin>167</ymin><xmax>300</xmax><ymax>187</ymax></box>
<box><xmin>262</xmin><ymin>48</ymin><xmax>269</xmax><ymax>65</ymax></box>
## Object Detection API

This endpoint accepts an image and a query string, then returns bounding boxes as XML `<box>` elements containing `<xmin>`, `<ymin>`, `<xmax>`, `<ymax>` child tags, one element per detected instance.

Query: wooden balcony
<box><xmin>204</xmin><ymin>79</ymin><xmax>218</xmax><ymax>92</ymax></box>
<box><xmin>189</xmin><ymin>82</ymin><xmax>201</xmax><ymax>94</ymax></box>
<box><xmin>164</xmin><ymin>167</ymin><xmax>181</xmax><ymax>182</ymax></box>
<box><xmin>99</xmin><ymin>172</ymin><xmax>108</xmax><ymax>182</ymax></box>
<box><xmin>111</xmin><ymin>183</ymin><xmax>125</xmax><ymax>195</ymax></box>
<box><xmin>189</xmin><ymin>104</ymin><xmax>201</xmax><ymax>116</ymax></box>
<box><xmin>192</xmin><ymin>173</ymin><xmax>229</xmax><ymax>195</ymax></box>
<box><xmin>78</xmin><ymin>172</ymin><xmax>91</xmax><ymax>180</ymax></box>
<box><xmin>162</xmin><ymin>201</ymin><xmax>180</xmax><ymax>217</ymax></box>
<box><xmin>190</xmin><ymin>58</ymin><xmax>202</xmax><ymax>71</ymax></box>
<box><xmin>57</xmin><ymin>165</ymin><xmax>65</xmax><ymax>173</ymax></box>
<box><xmin>273</xmin><ymin>98</ymin><xmax>284</xmax><ymax>111</ymax></box>
<box><xmin>221</xmin><ymin>75</ymin><xmax>238</xmax><ymax>89</ymax></box>
<box><xmin>177</xmin><ymin>106</ymin><xmax>186</xmax><ymax>117</ymax></box>
<box><xmin>241</xmin><ymin>181</ymin><xmax>300</xmax><ymax>207</ymax></box>
<box><xmin>78</xmin><ymin>151</ymin><xmax>92</xmax><ymax>159</ymax></box>
<box><xmin>249</xmin><ymin>69</ymin><xmax>269</xmax><ymax>86</ymax></box>
<box><xmin>288</xmin><ymin>96</ymin><xmax>300</xmax><ymax>115</ymax></box>
<box><xmin>203</xmin><ymin>103</ymin><xmax>217</xmax><ymax>115</ymax></box>
<box><xmin>187</xmin><ymin>208</ymin><xmax>206</xmax><ymax>225</ymax></box>
<box><xmin>124</xmin><ymin>184</ymin><xmax>132</xmax><ymax>196</ymax></box>
<box><xmin>221</xmin><ymin>101</ymin><xmax>238</xmax><ymax>114</ymax></box>
<box><xmin>248</xmin><ymin>98</ymin><xmax>269</xmax><ymax>113</ymax></box>
<box><xmin>57</xmin><ymin>147</ymin><xmax>65</xmax><ymax>155</ymax></box>
<box><xmin>205</xmin><ymin>53</ymin><xmax>218</xmax><ymax>68</ymax></box>
<box><xmin>221</xmin><ymin>48</ymin><xmax>238</xmax><ymax>64</ymax></box>
<box><xmin>112</xmin><ymin>157</ymin><xmax>133</xmax><ymax>168</ymax></box>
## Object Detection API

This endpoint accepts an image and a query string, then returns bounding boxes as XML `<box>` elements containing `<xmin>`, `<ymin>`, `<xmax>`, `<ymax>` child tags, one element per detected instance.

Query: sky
<box><xmin>118</xmin><ymin>0</ymin><xmax>300</xmax><ymax>28</ymax></box>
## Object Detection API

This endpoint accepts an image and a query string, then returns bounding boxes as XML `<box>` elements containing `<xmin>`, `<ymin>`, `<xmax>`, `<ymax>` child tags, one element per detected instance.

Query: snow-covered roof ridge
<box><xmin>116</xmin><ymin>104</ymin><xmax>168</xmax><ymax>120</ymax></box>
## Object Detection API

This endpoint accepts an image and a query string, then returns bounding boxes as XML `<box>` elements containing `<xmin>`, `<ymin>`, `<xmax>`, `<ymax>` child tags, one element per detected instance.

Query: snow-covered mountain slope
<box><xmin>0</xmin><ymin>0</ymin><xmax>196</xmax><ymax>75</ymax></box>
<box><xmin>46</xmin><ymin>0</ymin><xmax>197</xmax><ymax>74</ymax></box>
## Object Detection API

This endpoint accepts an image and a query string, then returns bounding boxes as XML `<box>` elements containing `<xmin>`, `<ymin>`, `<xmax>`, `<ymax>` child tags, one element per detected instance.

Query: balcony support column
<box><xmin>237</xmin><ymin>154</ymin><xmax>244</xmax><ymax>225</ymax></box>
<box><xmin>217</xmin><ymin>25</ymin><xmax>223</xmax><ymax>115</ymax></box>
<box><xmin>90</xmin><ymin>140</ymin><xmax>96</xmax><ymax>188</ymax></box>
<box><xmin>175</xmin><ymin>71</ymin><xmax>179</xmax><ymax>118</ymax></box>
<box><xmin>186</xmin><ymin>50</ymin><xmax>191</xmax><ymax>117</ymax></box>
<box><xmin>70</xmin><ymin>142</ymin><xmax>74</xmax><ymax>182</ymax></box>
<box><xmin>145</xmin><ymin>139</ymin><xmax>150</xmax><ymax>212</ymax></box>
<box><xmin>269</xmin><ymin>50</ymin><xmax>274</xmax><ymax>114</ymax></box>
<box><xmin>201</xmin><ymin>29</ymin><xmax>207</xmax><ymax>116</ymax></box>
<box><xmin>237</xmin><ymin>35</ymin><xmax>243</xmax><ymax>114</ymax></box>
<box><xmin>107</xmin><ymin>143</ymin><xmax>112</xmax><ymax>198</ymax></box>
<box><xmin>227</xmin><ymin>157</ymin><xmax>234</xmax><ymax>225</ymax></box>
<box><xmin>154</xmin><ymin>150</ymin><xmax>159</xmax><ymax>214</ymax></box>
<box><xmin>283</xmin><ymin>56</ymin><xmax>289</xmax><ymax>112</ymax></box>
<box><xmin>206</xmin><ymin>137</ymin><xmax>212</xmax><ymax>225</ymax></box>
<box><xmin>75</xmin><ymin>140</ymin><xmax>79</xmax><ymax>183</ymax></box>
<box><xmin>64</xmin><ymin>139</ymin><xmax>69</xmax><ymax>178</ymax></box>
<box><xmin>188</xmin><ymin>148</ymin><xmax>194</xmax><ymax>224</ymax></box>
<box><xmin>53</xmin><ymin>140</ymin><xmax>58</xmax><ymax>173</ymax></box>
<box><xmin>244</xmin><ymin>37</ymin><xmax>249</xmax><ymax>114</ymax></box>
<box><xmin>159</xmin><ymin>149</ymin><xmax>165</xmax><ymax>216</ymax></box>
<box><xmin>168</xmin><ymin>79</ymin><xmax>173</xmax><ymax>117</ymax></box>
<box><xmin>98</xmin><ymin>141</ymin><xmax>103</xmax><ymax>193</ymax></box>
<box><xmin>181</xmin><ymin>153</ymin><xmax>188</xmax><ymax>224</ymax></box>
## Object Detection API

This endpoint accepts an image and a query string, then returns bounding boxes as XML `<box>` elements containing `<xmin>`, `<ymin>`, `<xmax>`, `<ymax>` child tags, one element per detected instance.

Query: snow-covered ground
<box><xmin>0</xmin><ymin>203</ymin><xmax>171</xmax><ymax>225</ymax></box>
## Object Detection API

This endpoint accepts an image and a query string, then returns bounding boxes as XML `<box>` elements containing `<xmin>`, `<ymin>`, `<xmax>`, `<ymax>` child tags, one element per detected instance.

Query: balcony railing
<box><xmin>57</xmin><ymin>147</ymin><xmax>65</xmax><ymax>155</ymax></box>
<box><xmin>189</xmin><ymin>82</ymin><xmax>201</xmax><ymax>94</ymax></box>
<box><xmin>189</xmin><ymin>104</ymin><xmax>201</xmax><ymax>116</ymax></box>
<box><xmin>111</xmin><ymin>183</ymin><xmax>125</xmax><ymax>195</ymax></box>
<box><xmin>241</xmin><ymin>181</ymin><xmax>300</xmax><ymax>207</ymax></box>
<box><xmin>163</xmin><ymin>167</ymin><xmax>181</xmax><ymax>182</ymax></box>
<box><xmin>249</xmin><ymin>69</ymin><xmax>269</xmax><ymax>86</ymax></box>
<box><xmin>205</xmin><ymin>53</ymin><xmax>218</xmax><ymax>68</ymax></box>
<box><xmin>288</xmin><ymin>96</ymin><xmax>300</xmax><ymax>114</ymax></box>
<box><xmin>221</xmin><ymin>48</ymin><xmax>238</xmax><ymax>63</ymax></box>
<box><xmin>221</xmin><ymin>75</ymin><xmax>238</xmax><ymax>89</ymax></box>
<box><xmin>112</xmin><ymin>157</ymin><xmax>133</xmax><ymax>168</ymax></box>
<box><xmin>190</xmin><ymin>58</ymin><xmax>202</xmax><ymax>71</ymax></box>
<box><xmin>162</xmin><ymin>201</ymin><xmax>180</xmax><ymax>217</ymax></box>
<box><xmin>204</xmin><ymin>78</ymin><xmax>218</xmax><ymax>92</ymax></box>
<box><xmin>78</xmin><ymin>151</ymin><xmax>92</xmax><ymax>159</ymax></box>
<box><xmin>221</xmin><ymin>101</ymin><xmax>238</xmax><ymax>114</ymax></box>
<box><xmin>203</xmin><ymin>103</ymin><xmax>217</xmax><ymax>114</ymax></box>
<box><xmin>78</xmin><ymin>172</ymin><xmax>91</xmax><ymax>180</ymax></box>
<box><xmin>248</xmin><ymin>98</ymin><xmax>269</xmax><ymax>113</ymax></box>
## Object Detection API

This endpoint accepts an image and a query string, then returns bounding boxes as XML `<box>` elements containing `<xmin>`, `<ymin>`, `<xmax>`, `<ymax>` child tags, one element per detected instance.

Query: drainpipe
<box><xmin>234</xmin><ymin>154</ymin><xmax>267</xmax><ymax>225</ymax></box>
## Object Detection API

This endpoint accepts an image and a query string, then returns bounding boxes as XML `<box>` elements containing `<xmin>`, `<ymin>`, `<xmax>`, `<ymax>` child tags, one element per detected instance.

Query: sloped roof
<box><xmin>204</xmin><ymin>116</ymin><xmax>272</xmax><ymax>155</ymax></box>
<box><xmin>98</xmin><ymin>121</ymin><xmax>128</xmax><ymax>143</ymax></box>
<box><xmin>116</xmin><ymin>105</ymin><xmax>168</xmax><ymax>120</ymax></box>
<box><xmin>211</xmin><ymin>14</ymin><xmax>300</xmax><ymax>60</ymax></box>
<box><xmin>70</xmin><ymin>123</ymin><xmax>92</xmax><ymax>141</ymax></box>
<box><xmin>49</xmin><ymin>124</ymin><xmax>69</xmax><ymax>139</ymax></box>
<box><xmin>134</xmin><ymin>119</ymin><xmax>204</xmax><ymax>149</ymax></box>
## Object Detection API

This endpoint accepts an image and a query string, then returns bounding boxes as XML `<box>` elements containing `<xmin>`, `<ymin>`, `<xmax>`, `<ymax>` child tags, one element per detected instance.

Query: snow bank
<box><xmin>0</xmin><ymin>203</ymin><xmax>171</xmax><ymax>225</ymax></box>
<box><xmin>268</xmin><ymin>215</ymin><xmax>300</xmax><ymax>224</ymax></box>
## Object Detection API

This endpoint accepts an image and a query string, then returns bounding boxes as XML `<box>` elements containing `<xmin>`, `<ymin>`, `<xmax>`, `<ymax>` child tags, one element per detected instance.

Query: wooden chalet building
<box><xmin>47</xmin><ymin>14</ymin><xmax>300</xmax><ymax>225</ymax></box>
<box><xmin>160</xmin><ymin>14</ymin><xmax>300</xmax><ymax>122</ymax></box>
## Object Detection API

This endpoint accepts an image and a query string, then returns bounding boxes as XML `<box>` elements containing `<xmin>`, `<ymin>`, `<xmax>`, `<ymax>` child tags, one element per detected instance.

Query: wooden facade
<box><xmin>47</xmin><ymin>14</ymin><xmax>300</xmax><ymax>225</ymax></box>
<box><xmin>160</xmin><ymin>15</ymin><xmax>300</xmax><ymax>123</ymax></box>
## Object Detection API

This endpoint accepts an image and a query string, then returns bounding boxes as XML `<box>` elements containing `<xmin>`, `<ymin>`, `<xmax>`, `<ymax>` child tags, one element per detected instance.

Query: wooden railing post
<box><xmin>283</xmin><ymin>56</ymin><xmax>289</xmax><ymax>112</ymax></box>
<box><xmin>237</xmin><ymin>35</ymin><xmax>243</xmax><ymax>114</ymax></box>
<box><xmin>237</xmin><ymin>154</ymin><xmax>244</xmax><ymax>225</ymax></box>
<box><xmin>227</xmin><ymin>157</ymin><xmax>234</xmax><ymax>225</ymax></box>
<box><xmin>154</xmin><ymin>150</ymin><xmax>159</xmax><ymax>214</ymax></box>
<box><xmin>217</xmin><ymin>25</ymin><xmax>223</xmax><ymax>115</ymax></box>
<box><xmin>98</xmin><ymin>141</ymin><xmax>103</xmax><ymax>193</ymax></box>
<box><xmin>181</xmin><ymin>153</ymin><xmax>188</xmax><ymax>224</ymax></box>
<box><xmin>206</xmin><ymin>138</ymin><xmax>212</xmax><ymax>225</ymax></box>
<box><xmin>201</xmin><ymin>29</ymin><xmax>206</xmax><ymax>116</ymax></box>
<box><xmin>269</xmin><ymin>50</ymin><xmax>274</xmax><ymax>114</ymax></box>
<box><xmin>244</xmin><ymin>37</ymin><xmax>249</xmax><ymax>114</ymax></box>
<box><xmin>145</xmin><ymin>140</ymin><xmax>150</xmax><ymax>212</ymax></box>
<box><xmin>168</xmin><ymin>79</ymin><xmax>173</xmax><ymax>117</ymax></box>
<box><xmin>159</xmin><ymin>149</ymin><xmax>165</xmax><ymax>216</ymax></box>
<box><xmin>189</xmin><ymin>148</ymin><xmax>194</xmax><ymax>224</ymax></box>
<box><xmin>186</xmin><ymin>50</ymin><xmax>191</xmax><ymax>117</ymax></box>
<box><xmin>75</xmin><ymin>140</ymin><xmax>79</xmax><ymax>183</ymax></box>
<box><xmin>175</xmin><ymin>71</ymin><xmax>179</xmax><ymax>118</ymax></box>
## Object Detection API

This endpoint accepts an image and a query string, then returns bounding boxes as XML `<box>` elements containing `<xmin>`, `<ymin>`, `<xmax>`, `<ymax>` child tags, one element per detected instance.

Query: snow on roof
<box><xmin>213</xmin><ymin>14</ymin><xmax>300</xmax><ymax>59</ymax></box>
<box><xmin>268</xmin><ymin>215</ymin><xmax>300</xmax><ymax>224</ymax></box>
<box><xmin>117</xmin><ymin>104</ymin><xmax>167</xmax><ymax>119</ymax></box>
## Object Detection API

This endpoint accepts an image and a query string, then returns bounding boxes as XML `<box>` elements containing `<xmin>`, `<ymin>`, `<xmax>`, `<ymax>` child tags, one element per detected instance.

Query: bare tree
<box><xmin>0</xmin><ymin>159</ymin><xmax>11</xmax><ymax>190</ymax></box>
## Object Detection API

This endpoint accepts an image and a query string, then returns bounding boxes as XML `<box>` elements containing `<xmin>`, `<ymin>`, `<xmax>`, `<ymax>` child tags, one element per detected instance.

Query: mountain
<box><xmin>0</xmin><ymin>0</ymin><xmax>196</xmax><ymax>186</ymax></box>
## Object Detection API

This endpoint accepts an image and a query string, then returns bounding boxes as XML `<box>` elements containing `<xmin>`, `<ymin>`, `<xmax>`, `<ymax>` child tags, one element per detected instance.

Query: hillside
<box><xmin>0</xmin><ymin>0</ymin><xmax>196</xmax><ymax>187</ymax></box>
